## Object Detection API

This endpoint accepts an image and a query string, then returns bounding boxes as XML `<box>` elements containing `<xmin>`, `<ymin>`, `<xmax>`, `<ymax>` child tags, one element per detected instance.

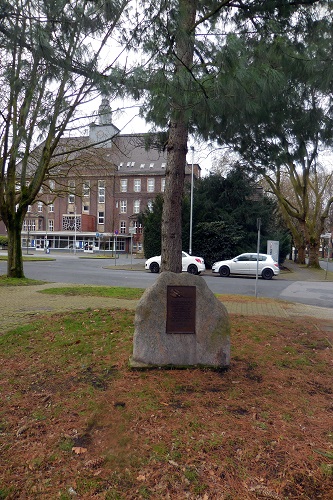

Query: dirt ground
<box><xmin>0</xmin><ymin>307</ymin><xmax>332</xmax><ymax>499</ymax></box>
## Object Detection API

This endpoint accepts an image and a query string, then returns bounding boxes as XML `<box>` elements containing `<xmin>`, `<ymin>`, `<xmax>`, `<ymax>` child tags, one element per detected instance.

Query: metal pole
<box><xmin>27</xmin><ymin>219</ymin><xmax>29</xmax><ymax>255</ymax></box>
<box><xmin>189</xmin><ymin>146</ymin><xmax>194</xmax><ymax>255</ymax></box>
<box><xmin>74</xmin><ymin>205</ymin><xmax>77</xmax><ymax>255</ymax></box>
<box><xmin>45</xmin><ymin>200</ymin><xmax>48</xmax><ymax>253</ymax></box>
<box><xmin>255</xmin><ymin>218</ymin><xmax>261</xmax><ymax>298</ymax></box>
<box><xmin>131</xmin><ymin>233</ymin><xmax>133</xmax><ymax>268</ymax></box>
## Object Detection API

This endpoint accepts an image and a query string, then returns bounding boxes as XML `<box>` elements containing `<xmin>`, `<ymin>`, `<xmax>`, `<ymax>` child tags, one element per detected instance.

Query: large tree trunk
<box><xmin>160</xmin><ymin>0</ymin><xmax>196</xmax><ymax>273</ymax></box>
<box><xmin>161</xmin><ymin>120</ymin><xmax>188</xmax><ymax>272</ymax></box>
<box><xmin>296</xmin><ymin>245</ymin><xmax>306</xmax><ymax>265</ymax></box>
<box><xmin>307</xmin><ymin>239</ymin><xmax>320</xmax><ymax>268</ymax></box>
<box><xmin>7</xmin><ymin>216</ymin><xmax>25</xmax><ymax>278</ymax></box>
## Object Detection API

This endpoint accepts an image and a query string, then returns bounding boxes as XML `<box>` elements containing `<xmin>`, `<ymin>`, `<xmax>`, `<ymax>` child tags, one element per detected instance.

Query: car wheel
<box><xmin>149</xmin><ymin>262</ymin><xmax>160</xmax><ymax>273</ymax></box>
<box><xmin>187</xmin><ymin>264</ymin><xmax>198</xmax><ymax>275</ymax></box>
<box><xmin>219</xmin><ymin>265</ymin><xmax>230</xmax><ymax>277</ymax></box>
<box><xmin>262</xmin><ymin>268</ymin><xmax>273</xmax><ymax>280</ymax></box>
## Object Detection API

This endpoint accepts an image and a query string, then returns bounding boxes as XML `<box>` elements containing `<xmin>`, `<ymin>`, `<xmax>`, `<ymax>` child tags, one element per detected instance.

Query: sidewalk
<box><xmin>1</xmin><ymin>277</ymin><xmax>333</xmax><ymax>334</ymax></box>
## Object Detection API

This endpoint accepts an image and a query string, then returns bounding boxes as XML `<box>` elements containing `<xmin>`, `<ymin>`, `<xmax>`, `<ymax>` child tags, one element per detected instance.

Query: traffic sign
<box><xmin>96</xmin><ymin>232</ymin><xmax>100</xmax><ymax>238</ymax></box>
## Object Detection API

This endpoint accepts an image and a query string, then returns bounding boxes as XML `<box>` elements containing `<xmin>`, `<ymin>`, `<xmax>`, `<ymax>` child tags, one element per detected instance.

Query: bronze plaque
<box><xmin>166</xmin><ymin>286</ymin><xmax>196</xmax><ymax>334</ymax></box>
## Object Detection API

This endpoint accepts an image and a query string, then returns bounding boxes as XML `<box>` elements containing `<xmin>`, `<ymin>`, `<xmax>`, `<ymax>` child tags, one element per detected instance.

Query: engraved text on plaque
<box><xmin>166</xmin><ymin>286</ymin><xmax>196</xmax><ymax>334</ymax></box>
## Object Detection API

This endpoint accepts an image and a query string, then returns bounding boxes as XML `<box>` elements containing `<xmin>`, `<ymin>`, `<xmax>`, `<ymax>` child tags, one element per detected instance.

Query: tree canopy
<box><xmin>127</xmin><ymin>0</ymin><xmax>330</xmax><ymax>269</ymax></box>
<box><xmin>195</xmin><ymin>2</ymin><xmax>333</xmax><ymax>266</ymax></box>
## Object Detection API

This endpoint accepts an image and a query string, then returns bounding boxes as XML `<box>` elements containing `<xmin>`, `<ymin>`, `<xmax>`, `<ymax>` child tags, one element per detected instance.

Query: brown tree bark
<box><xmin>160</xmin><ymin>0</ymin><xmax>196</xmax><ymax>273</ymax></box>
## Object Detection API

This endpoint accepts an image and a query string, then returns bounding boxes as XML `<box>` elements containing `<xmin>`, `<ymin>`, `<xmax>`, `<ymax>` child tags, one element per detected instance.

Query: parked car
<box><xmin>212</xmin><ymin>253</ymin><xmax>279</xmax><ymax>280</ymax></box>
<box><xmin>145</xmin><ymin>251</ymin><xmax>206</xmax><ymax>275</ymax></box>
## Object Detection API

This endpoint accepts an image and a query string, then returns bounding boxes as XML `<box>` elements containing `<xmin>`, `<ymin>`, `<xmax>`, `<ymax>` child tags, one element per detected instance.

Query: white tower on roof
<box><xmin>89</xmin><ymin>98</ymin><xmax>120</xmax><ymax>148</ymax></box>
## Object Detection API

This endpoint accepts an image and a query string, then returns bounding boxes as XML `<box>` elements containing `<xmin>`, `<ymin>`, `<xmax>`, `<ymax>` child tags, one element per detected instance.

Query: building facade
<box><xmin>2</xmin><ymin>100</ymin><xmax>200</xmax><ymax>255</ymax></box>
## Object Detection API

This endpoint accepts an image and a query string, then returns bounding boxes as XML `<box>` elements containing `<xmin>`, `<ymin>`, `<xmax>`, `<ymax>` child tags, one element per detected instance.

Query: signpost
<box><xmin>255</xmin><ymin>218</ymin><xmax>261</xmax><ymax>298</ymax></box>
<box><xmin>96</xmin><ymin>232</ymin><xmax>100</xmax><ymax>254</ymax></box>
<box><xmin>129</xmin><ymin>227</ymin><xmax>136</xmax><ymax>268</ymax></box>
<box><xmin>114</xmin><ymin>230</ymin><xmax>118</xmax><ymax>266</ymax></box>
<box><xmin>321</xmin><ymin>233</ymin><xmax>332</xmax><ymax>280</ymax></box>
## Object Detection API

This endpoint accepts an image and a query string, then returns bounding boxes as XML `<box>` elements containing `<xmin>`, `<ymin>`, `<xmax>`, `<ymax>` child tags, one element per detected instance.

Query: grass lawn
<box><xmin>0</xmin><ymin>292</ymin><xmax>332</xmax><ymax>499</ymax></box>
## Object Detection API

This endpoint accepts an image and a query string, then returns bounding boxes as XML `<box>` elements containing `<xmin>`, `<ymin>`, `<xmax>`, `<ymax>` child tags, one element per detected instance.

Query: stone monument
<box><xmin>130</xmin><ymin>271</ymin><xmax>230</xmax><ymax>368</ymax></box>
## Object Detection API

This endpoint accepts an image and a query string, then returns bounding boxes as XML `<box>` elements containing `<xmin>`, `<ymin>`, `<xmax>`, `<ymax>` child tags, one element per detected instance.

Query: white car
<box><xmin>145</xmin><ymin>251</ymin><xmax>206</xmax><ymax>275</ymax></box>
<box><xmin>212</xmin><ymin>253</ymin><xmax>279</xmax><ymax>280</ymax></box>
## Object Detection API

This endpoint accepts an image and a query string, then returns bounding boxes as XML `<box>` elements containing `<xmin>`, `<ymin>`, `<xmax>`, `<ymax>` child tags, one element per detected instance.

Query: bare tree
<box><xmin>0</xmin><ymin>0</ymin><xmax>132</xmax><ymax>277</ymax></box>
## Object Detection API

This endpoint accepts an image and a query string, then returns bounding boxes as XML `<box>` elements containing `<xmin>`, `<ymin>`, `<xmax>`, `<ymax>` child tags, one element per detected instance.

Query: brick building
<box><xmin>1</xmin><ymin>100</ymin><xmax>200</xmax><ymax>255</ymax></box>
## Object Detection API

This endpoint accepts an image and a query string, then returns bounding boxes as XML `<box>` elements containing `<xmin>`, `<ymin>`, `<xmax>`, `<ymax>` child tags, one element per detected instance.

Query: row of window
<box><xmin>118</xmin><ymin>162</ymin><xmax>166</xmax><ymax>169</ymax></box>
<box><xmin>120</xmin><ymin>178</ymin><xmax>165</xmax><ymax>193</ymax></box>
<box><xmin>41</xmin><ymin>178</ymin><xmax>163</xmax><ymax>205</ymax></box>
<box><xmin>28</xmin><ymin>203</ymin><xmax>54</xmax><ymax>213</ymax></box>
<box><xmin>118</xmin><ymin>199</ymin><xmax>152</xmax><ymax>214</ymax></box>
<box><xmin>23</xmin><ymin>219</ymin><xmax>54</xmax><ymax>232</ymax></box>
<box><xmin>23</xmin><ymin>215</ymin><xmax>142</xmax><ymax>235</ymax></box>
<box><xmin>29</xmin><ymin>198</ymin><xmax>151</xmax><ymax>216</ymax></box>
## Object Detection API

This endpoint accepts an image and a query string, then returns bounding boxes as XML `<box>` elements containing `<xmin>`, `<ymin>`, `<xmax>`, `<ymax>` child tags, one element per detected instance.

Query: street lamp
<box><xmin>74</xmin><ymin>205</ymin><xmax>77</xmax><ymax>255</ymax></box>
<box><xmin>25</xmin><ymin>212</ymin><xmax>38</xmax><ymax>255</ymax></box>
<box><xmin>189</xmin><ymin>146</ymin><xmax>194</xmax><ymax>255</ymax></box>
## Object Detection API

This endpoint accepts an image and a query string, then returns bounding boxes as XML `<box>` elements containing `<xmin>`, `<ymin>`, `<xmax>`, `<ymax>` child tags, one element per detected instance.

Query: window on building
<box><xmin>120</xmin><ymin>179</ymin><xmax>128</xmax><ymax>192</ymax></box>
<box><xmin>83</xmin><ymin>205</ymin><xmax>89</xmax><ymax>212</ymax></box>
<box><xmin>147</xmin><ymin>200</ymin><xmax>153</xmax><ymax>211</ymax></box>
<box><xmin>161</xmin><ymin>163</ymin><xmax>166</xmax><ymax>169</ymax></box>
<box><xmin>23</xmin><ymin>221</ymin><xmax>27</xmax><ymax>231</ymax></box>
<box><xmin>27</xmin><ymin>205</ymin><xmax>31</xmax><ymax>213</ymax></box>
<box><xmin>98</xmin><ymin>211</ymin><xmax>105</xmax><ymax>224</ymax></box>
<box><xmin>133</xmin><ymin>200</ymin><xmax>140</xmax><ymax>214</ymax></box>
<box><xmin>28</xmin><ymin>220</ymin><xmax>36</xmax><ymax>231</ymax></box>
<box><xmin>147</xmin><ymin>178</ymin><xmax>155</xmax><ymax>192</ymax></box>
<box><xmin>134</xmin><ymin>221</ymin><xmax>143</xmax><ymax>234</ymax></box>
<box><xmin>38</xmin><ymin>201</ymin><xmax>43</xmax><ymax>212</ymax></box>
<box><xmin>68</xmin><ymin>181</ymin><xmax>75</xmax><ymax>203</ymax></box>
<box><xmin>83</xmin><ymin>181</ymin><xmax>90</xmax><ymax>197</ymax></box>
<box><xmin>149</xmin><ymin>163</ymin><xmax>154</xmax><ymax>168</ymax></box>
<box><xmin>161</xmin><ymin>178</ymin><xmax>166</xmax><ymax>192</ymax></box>
<box><xmin>98</xmin><ymin>180</ymin><xmax>105</xmax><ymax>203</ymax></box>
<box><xmin>49</xmin><ymin>203</ymin><xmax>54</xmax><ymax>213</ymax></box>
<box><xmin>116</xmin><ymin>239</ymin><xmax>125</xmax><ymax>251</ymax></box>
<box><xmin>140</xmin><ymin>164</ymin><xmax>145</xmax><ymax>169</ymax></box>
<box><xmin>120</xmin><ymin>221</ymin><xmax>126</xmax><ymax>234</ymax></box>
<box><xmin>134</xmin><ymin>179</ymin><xmax>141</xmax><ymax>192</ymax></box>
<box><xmin>62</xmin><ymin>215</ymin><xmax>81</xmax><ymax>231</ymax></box>
<box><xmin>120</xmin><ymin>200</ymin><xmax>127</xmax><ymax>213</ymax></box>
<box><xmin>49</xmin><ymin>180</ymin><xmax>55</xmax><ymax>191</ymax></box>
<box><xmin>48</xmin><ymin>220</ymin><xmax>54</xmax><ymax>232</ymax></box>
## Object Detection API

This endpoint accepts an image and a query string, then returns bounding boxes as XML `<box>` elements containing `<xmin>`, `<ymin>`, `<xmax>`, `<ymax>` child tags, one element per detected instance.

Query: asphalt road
<box><xmin>1</xmin><ymin>252</ymin><xmax>332</xmax><ymax>309</ymax></box>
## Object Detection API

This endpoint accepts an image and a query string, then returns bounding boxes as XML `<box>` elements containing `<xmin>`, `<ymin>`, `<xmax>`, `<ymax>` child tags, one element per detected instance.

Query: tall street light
<box><xmin>74</xmin><ymin>205</ymin><xmax>77</xmax><ymax>255</ymax></box>
<box><xmin>189</xmin><ymin>146</ymin><xmax>194</xmax><ymax>255</ymax></box>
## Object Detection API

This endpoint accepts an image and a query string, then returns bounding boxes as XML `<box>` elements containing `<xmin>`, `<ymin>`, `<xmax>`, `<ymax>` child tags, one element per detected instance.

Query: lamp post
<box><xmin>189</xmin><ymin>146</ymin><xmax>194</xmax><ymax>255</ymax></box>
<box><xmin>74</xmin><ymin>205</ymin><xmax>77</xmax><ymax>255</ymax></box>
<box><xmin>255</xmin><ymin>218</ymin><xmax>261</xmax><ymax>298</ymax></box>
<box><xmin>25</xmin><ymin>212</ymin><xmax>37</xmax><ymax>255</ymax></box>
<box><xmin>26</xmin><ymin>220</ymin><xmax>30</xmax><ymax>255</ymax></box>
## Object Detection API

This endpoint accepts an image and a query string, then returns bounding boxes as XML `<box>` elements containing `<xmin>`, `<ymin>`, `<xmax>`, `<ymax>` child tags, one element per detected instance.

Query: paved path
<box><xmin>1</xmin><ymin>279</ymin><xmax>333</xmax><ymax>334</ymax></box>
